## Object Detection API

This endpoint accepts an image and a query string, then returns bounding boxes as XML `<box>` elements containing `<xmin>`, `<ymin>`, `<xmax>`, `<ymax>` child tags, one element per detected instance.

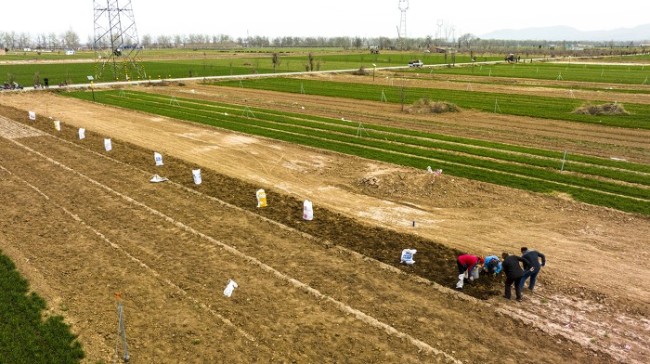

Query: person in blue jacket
<box><xmin>519</xmin><ymin>247</ymin><xmax>546</xmax><ymax>292</ymax></box>
<box><xmin>482</xmin><ymin>255</ymin><xmax>502</xmax><ymax>275</ymax></box>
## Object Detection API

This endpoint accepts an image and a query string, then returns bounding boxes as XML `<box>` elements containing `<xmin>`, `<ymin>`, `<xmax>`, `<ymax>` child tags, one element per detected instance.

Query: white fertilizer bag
<box><xmin>154</xmin><ymin>152</ymin><xmax>164</xmax><ymax>166</ymax></box>
<box><xmin>256</xmin><ymin>189</ymin><xmax>267</xmax><ymax>208</ymax></box>
<box><xmin>53</xmin><ymin>120</ymin><xmax>61</xmax><ymax>131</ymax></box>
<box><xmin>400</xmin><ymin>249</ymin><xmax>417</xmax><ymax>265</ymax></box>
<box><xmin>192</xmin><ymin>169</ymin><xmax>202</xmax><ymax>185</ymax></box>
<box><xmin>78</xmin><ymin>128</ymin><xmax>86</xmax><ymax>140</ymax></box>
<box><xmin>104</xmin><ymin>138</ymin><xmax>112</xmax><ymax>152</ymax></box>
<box><xmin>223</xmin><ymin>279</ymin><xmax>238</xmax><ymax>298</ymax></box>
<box><xmin>28</xmin><ymin>111</ymin><xmax>36</xmax><ymax>121</ymax></box>
<box><xmin>302</xmin><ymin>200</ymin><xmax>313</xmax><ymax>220</ymax></box>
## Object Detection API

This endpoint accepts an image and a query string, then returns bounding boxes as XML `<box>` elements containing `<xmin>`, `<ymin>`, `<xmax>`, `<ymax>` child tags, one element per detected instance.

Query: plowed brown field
<box><xmin>0</xmin><ymin>78</ymin><xmax>648</xmax><ymax>364</ymax></box>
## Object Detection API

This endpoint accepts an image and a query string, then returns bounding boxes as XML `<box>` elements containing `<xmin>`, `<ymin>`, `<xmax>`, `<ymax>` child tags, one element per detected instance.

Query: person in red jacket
<box><xmin>456</xmin><ymin>254</ymin><xmax>484</xmax><ymax>289</ymax></box>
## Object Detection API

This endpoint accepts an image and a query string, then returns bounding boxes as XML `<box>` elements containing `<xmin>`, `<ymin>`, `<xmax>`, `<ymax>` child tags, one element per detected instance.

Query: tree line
<box><xmin>1</xmin><ymin>29</ymin><xmax>647</xmax><ymax>55</ymax></box>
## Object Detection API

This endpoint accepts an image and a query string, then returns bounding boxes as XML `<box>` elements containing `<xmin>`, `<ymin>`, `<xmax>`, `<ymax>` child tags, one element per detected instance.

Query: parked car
<box><xmin>408</xmin><ymin>59</ymin><xmax>424</xmax><ymax>68</ymax></box>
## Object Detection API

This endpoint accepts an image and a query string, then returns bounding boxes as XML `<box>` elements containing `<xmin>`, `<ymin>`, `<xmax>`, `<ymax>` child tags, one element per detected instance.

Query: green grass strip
<box><xmin>0</xmin><ymin>251</ymin><xmax>84</xmax><ymax>363</ymax></box>
<box><xmin>211</xmin><ymin>78</ymin><xmax>650</xmax><ymax>130</ymax></box>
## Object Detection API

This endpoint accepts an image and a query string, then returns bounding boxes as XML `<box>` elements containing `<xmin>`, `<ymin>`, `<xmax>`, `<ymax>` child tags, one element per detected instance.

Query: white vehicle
<box><xmin>408</xmin><ymin>59</ymin><xmax>424</xmax><ymax>68</ymax></box>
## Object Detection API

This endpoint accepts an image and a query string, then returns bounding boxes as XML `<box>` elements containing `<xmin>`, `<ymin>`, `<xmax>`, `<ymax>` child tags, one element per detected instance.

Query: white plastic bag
<box><xmin>28</xmin><ymin>111</ymin><xmax>36</xmax><ymax>121</ymax></box>
<box><xmin>54</xmin><ymin>120</ymin><xmax>61</xmax><ymax>131</ymax></box>
<box><xmin>104</xmin><ymin>138</ymin><xmax>112</xmax><ymax>152</ymax></box>
<box><xmin>78</xmin><ymin>128</ymin><xmax>85</xmax><ymax>140</ymax></box>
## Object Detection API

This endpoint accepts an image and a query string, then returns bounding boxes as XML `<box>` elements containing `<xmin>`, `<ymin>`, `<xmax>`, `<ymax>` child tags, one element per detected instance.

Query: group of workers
<box><xmin>456</xmin><ymin>247</ymin><xmax>546</xmax><ymax>301</ymax></box>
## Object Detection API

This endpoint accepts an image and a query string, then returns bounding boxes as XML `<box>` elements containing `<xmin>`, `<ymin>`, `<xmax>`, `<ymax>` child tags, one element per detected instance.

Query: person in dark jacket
<box><xmin>519</xmin><ymin>247</ymin><xmax>546</xmax><ymax>292</ymax></box>
<box><xmin>501</xmin><ymin>252</ymin><xmax>531</xmax><ymax>301</ymax></box>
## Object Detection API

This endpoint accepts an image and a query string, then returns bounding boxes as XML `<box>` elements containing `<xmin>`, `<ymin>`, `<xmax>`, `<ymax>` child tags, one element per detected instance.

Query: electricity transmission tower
<box><xmin>93</xmin><ymin>0</ymin><xmax>146</xmax><ymax>81</ymax></box>
<box><xmin>397</xmin><ymin>0</ymin><xmax>409</xmax><ymax>50</ymax></box>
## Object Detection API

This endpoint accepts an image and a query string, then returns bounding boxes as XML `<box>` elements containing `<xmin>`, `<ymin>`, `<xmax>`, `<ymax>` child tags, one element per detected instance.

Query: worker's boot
<box><xmin>456</xmin><ymin>274</ymin><xmax>465</xmax><ymax>289</ymax></box>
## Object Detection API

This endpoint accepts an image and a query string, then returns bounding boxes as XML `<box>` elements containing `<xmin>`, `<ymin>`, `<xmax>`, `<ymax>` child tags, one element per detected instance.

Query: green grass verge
<box><xmin>0</xmin><ymin>251</ymin><xmax>84</xmax><ymax>363</ymax></box>
<box><xmin>63</xmin><ymin>90</ymin><xmax>650</xmax><ymax>215</ymax></box>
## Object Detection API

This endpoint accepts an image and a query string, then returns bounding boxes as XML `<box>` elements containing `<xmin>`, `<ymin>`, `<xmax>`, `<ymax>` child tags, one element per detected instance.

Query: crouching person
<box><xmin>482</xmin><ymin>255</ymin><xmax>502</xmax><ymax>276</ymax></box>
<box><xmin>456</xmin><ymin>254</ymin><xmax>484</xmax><ymax>290</ymax></box>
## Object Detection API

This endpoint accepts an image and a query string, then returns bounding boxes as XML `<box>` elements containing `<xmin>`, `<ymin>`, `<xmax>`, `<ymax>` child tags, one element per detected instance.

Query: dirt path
<box><xmin>0</xmin><ymin>90</ymin><xmax>648</xmax><ymax>363</ymax></box>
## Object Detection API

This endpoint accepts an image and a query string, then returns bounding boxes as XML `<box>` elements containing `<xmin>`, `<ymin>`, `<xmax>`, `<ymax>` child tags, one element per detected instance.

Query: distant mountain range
<box><xmin>481</xmin><ymin>24</ymin><xmax>650</xmax><ymax>42</ymax></box>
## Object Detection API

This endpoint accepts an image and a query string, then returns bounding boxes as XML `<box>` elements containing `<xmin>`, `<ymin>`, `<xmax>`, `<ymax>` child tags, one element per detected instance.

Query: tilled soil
<box><xmin>0</xmin><ymin>86</ymin><xmax>648</xmax><ymax>363</ymax></box>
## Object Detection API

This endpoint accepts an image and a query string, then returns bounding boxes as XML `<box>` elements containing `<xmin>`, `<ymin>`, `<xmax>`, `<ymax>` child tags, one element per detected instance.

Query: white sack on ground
<box><xmin>400</xmin><ymin>249</ymin><xmax>417</xmax><ymax>265</ymax></box>
<box><xmin>154</xmin><ymin>152</ymin><xmax>163</xmax><ymax>166</ymax></box>
<box><xmin>192</xmin><ymin>169</ymin><xmax>202</xmax><ymax>185</ymax></box>
<box><xmin>223</xmin><ymin>279</ymin><xmax>238</xmax><ymax>297</ymax></box>
<box><xmin>303</xmin><ymin>200</ymin><xmax>313</xmax><ymax>220</ymax></box>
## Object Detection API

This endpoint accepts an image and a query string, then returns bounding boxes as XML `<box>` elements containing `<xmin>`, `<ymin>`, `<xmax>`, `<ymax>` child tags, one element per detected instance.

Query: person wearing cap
<box><xmin>501</xmin><ymin>252</ymin><xmax>530</xmax><ymax>301</ymax></box>
<box><xmin>455</xmin><ymin>254</ymin><xmax>484</xmax><ymax>290</ymax></box>
<box><xmin>482</xmin><ymin>255</ymin><xmax>502</xmax><ymax>276</ymax></box>
<box><xmin>519</xmin><ymin>247</ymin><xmax>546</xmax><ymax>292</ymax></box>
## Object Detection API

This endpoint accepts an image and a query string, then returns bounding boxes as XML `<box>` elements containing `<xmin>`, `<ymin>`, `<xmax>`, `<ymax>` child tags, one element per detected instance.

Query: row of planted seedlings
<box><xmin>212</xmin><ymin>78</ymin><xmax>650</xmax><ymax>129</ymax></box>
<box><xmin>64</xmin><ymin>89</ymin><xmax>650</xmax><ymax>215</ymax></box>
<box><xmin>412</xmin><ymin>61</ymin><xmax>650</xmax><ymax>86</ymax></box>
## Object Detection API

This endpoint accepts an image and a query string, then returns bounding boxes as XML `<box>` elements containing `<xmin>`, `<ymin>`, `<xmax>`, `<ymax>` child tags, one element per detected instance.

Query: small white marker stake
<box><xmin>104</xmin><ymin>138</ymin><xmax>112</xmax><ymax>152</ymax></box>
<box><xmin>223</xmin><ymin>279</ymin><xmax>238</xmax><ymax>297</ymax></box>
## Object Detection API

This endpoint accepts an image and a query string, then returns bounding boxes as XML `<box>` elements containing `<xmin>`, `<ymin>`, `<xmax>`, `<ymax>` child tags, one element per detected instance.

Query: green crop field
<box><xmin>402</xmin><ymin>61</ymin><xmax>650</xmax><ymax>85</ymax></box>
<box><xmin>211</xmin><ymin>77</ymin><xmax>650</xmax><ymax>129</ymax></box>
<box><xmin>63</xmin><ymin>89</ymin><xmax>650</xmax><ymax>215</ymax></box>
<box><xmin>0</xmin><ymin>251</ymin><xmax>84</xmax><ymax>363</ymax></box>
<box><xmin>0</xmin><ymin>50</ymin><xmax>503</xmax><ymax>87</ymax></box>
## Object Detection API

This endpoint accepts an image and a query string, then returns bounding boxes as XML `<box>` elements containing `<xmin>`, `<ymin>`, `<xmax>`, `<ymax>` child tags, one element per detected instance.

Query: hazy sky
<box><xmin>3</xmin><ymin>0</ymin><xmax>648</xmax><ymax>40</ymax></box>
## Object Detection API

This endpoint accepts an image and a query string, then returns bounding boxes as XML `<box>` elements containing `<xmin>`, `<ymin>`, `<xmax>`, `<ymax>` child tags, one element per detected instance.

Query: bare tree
<box><xmin>272</xmin><ymin>52</ymin><xmax>280</xmax><ymax>72</ymax></box>
<box><xmin>307</xmin><ymin>52</ymin><xmax>314</xmax><ymax>72</ymax></box>
<box><xmin>48</xmin><ymin>32</ymin><xmax>59</xmax><ymax>50</ymax></box>
<box><xmin>3</xmin><ymin>31</ymin><xmax>16</xmax><ymax>50</ymax></box>
<box><xmin>18</xmin><ymin>32</ymin><xmax>31</xmax><ymax>49</ymax></box>
<box><xmin>141</xmin><ymin>34</ymin><xmax>152</xmax><ymax>48</ymax></box>
<box><xmin>63</xmin><ymin>29</ymin><xmax>80</xmax><ymax>49</ymax></box>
